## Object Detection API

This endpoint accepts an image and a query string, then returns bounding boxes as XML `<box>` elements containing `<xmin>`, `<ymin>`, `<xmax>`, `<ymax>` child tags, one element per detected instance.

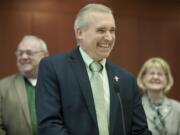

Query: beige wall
<box><xmin>0</xmin><ymin>0</ymin><xmax>180</xmax><ymax>100</ymax></box>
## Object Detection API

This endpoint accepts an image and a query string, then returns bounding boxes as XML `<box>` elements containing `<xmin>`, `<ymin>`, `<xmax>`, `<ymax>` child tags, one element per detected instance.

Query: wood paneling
<box><xmin>0</xmin><ymin>0</ymin><xmax>180</xmax><ymax>100</ymax></box>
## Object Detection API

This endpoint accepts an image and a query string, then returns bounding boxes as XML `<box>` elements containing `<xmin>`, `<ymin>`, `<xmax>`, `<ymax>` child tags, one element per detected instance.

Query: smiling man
<box><xmin>0</xmin><ymin>35</ymin><xmax>48</xmax><ymax>135</ymax></box>
<box><xmin>36</xmin><ymin>4</ymin><xmax>151</xmax><ymax>135</ymax></box>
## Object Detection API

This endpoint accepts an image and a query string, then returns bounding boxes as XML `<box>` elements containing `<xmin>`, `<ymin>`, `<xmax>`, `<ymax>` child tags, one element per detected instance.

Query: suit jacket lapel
<box><xmin>14</xmin><ymin>75</ymin><xmax>32</xmax><ymax>131</ymax></box>
<box><xmin>106</xmin><ymin>62</ymin><xmax>124</xmax><ymax>135</ymax></box>
<box><xmin>69</xmin><ymin>48</ymin><xmax>97</xmax><ymax>125</ymax></box>
<box><xmin>143</xmin><ymin>96</ymin><xmax>172</xmax><ymax>122</ymax></box>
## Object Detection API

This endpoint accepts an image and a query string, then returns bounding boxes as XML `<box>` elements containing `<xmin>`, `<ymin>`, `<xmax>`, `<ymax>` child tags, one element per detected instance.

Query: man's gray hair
<box><xmin>74</xmin><ymin>3</ymin><xmax>113</xmax><ymax>30</ymax></box>
<box><xmin>21</xmin><ymin>35</ymin><xmax>48</xmax><ymax>53</ymax></box>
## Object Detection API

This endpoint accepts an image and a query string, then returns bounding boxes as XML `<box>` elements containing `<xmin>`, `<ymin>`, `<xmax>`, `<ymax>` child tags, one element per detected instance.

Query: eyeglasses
<box><xmin>15</xmin><ymin>50</ymin><xmax>43</xmax><ymax>57</ymax></box>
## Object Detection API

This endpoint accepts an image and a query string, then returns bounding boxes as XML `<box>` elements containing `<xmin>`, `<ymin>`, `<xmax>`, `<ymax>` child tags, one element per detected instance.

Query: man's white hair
<box><xmin>74</xmin><ymin>3</ymin><xmax>113</xmax><ymax>30</ymax></box>
<box><xmin>21</xmin><ymin>35</ymin><xmax>48</xmax><ymax>53</ymax></box>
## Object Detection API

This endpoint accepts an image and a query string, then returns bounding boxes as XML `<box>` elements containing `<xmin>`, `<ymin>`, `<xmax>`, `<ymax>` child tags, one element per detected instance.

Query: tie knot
<box><xmin>89</xmin><ymin>62</ymin><xmax>103</xmax><ymax>72</ymax></box>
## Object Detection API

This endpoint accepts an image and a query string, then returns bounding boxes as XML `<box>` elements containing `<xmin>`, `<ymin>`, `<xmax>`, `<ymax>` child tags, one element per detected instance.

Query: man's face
<box><xmin>76</xmin><ymin>11</ymin><xmax>116</xmax><ymax>61</ymax></box>
<box><xmin>16</xmin><ymin>39</ymin><xmax>46</xmax><ymax>78</ymax></box>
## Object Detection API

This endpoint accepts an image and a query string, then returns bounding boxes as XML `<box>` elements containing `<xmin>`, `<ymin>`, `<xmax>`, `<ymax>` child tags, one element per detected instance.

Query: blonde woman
<box><xmin>137</xmin><ymin>57</ymin><xmax>180</xmax><ymax>135</ymax></box>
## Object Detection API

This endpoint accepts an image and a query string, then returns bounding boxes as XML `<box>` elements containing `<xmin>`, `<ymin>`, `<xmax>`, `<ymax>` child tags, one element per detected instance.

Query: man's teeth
<box><xmin>100</xmin><ymin>44</ymin><xmax>109</xmax><ymax>48</ymax></box>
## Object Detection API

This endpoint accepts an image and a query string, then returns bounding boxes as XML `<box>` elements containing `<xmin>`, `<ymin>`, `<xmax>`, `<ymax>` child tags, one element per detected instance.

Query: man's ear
<box><xmin>75</xmin><ymin>27</ymin><xmax>83</xmax><ymax>40</ymax></box>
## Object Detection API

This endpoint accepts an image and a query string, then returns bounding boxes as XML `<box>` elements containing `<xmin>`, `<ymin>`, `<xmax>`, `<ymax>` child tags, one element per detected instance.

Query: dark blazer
<box><xmin>36</xmin><ymin>47</ymin><xmax>151</xmax><ymax>135</ymax></box>
<box><xmin>0</xmin><ymin>74</ymin><xmax>33</xmax><ymax>135</ymax></box>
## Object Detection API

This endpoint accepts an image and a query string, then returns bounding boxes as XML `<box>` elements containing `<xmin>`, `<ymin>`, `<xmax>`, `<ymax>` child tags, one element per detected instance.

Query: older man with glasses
<box><xmin>0</xmin><ymin>35</ymin><xmax>49</xmax><ymax>135</ymax></box>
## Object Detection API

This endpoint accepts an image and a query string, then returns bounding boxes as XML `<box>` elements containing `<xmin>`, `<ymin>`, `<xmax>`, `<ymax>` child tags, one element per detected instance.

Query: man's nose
<box><xmin>20</xmin><ymin>52</ymin><xmax>29</xmax><ymax>58</ymax></box>
<box><xmin>104</xmin><ymin>31</ymin><xmax>113</xmax><ymax>41</ymax></box>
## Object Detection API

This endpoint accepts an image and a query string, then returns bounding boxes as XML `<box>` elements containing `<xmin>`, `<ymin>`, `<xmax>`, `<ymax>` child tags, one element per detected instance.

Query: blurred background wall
<box><xmin>0</xmin><ymin>0</ymin><xmax>180</xmax><ymax>100</ymax></box>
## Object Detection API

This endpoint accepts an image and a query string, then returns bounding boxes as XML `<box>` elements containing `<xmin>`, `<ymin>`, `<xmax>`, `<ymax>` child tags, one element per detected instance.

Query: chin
<box><xmin>21</xmin><ymin>68</ymin><xmax>33</xmax><ymax>74</ymax></box>
<box><xmin>100</xmin><ymin>53</ymin><xmax>110</xmax><ymax>59</ymax></box>
<box><xmin>149</xmin><ymin>88</ymin><xmax>163</xmax><ymax>91</ymax></box>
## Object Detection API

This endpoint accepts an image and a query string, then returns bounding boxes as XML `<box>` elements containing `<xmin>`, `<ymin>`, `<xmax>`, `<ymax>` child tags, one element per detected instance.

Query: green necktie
<box><xmin>89</xmin><ymin>61</ymin><xmax>109</xmax><ymax>135</ymax></box>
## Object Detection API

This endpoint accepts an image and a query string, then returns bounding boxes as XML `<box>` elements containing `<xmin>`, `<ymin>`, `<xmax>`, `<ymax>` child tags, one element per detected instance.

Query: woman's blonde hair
<box><xmin>137</xmin><ymin>57</ymin><xmax>174</xmax><ymax>93</ymax></box>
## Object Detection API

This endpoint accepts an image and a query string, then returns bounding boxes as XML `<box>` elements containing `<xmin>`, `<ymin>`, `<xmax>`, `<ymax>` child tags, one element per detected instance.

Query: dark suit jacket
<box><xmin>0</xmin><ymin>74</ymin><xmax>33</xmax><ymax>135</ymax></box>
<box><xmin>36</xmin><ymin>47</ymin><xmax>151</xmax><ymax>135</ymax></box>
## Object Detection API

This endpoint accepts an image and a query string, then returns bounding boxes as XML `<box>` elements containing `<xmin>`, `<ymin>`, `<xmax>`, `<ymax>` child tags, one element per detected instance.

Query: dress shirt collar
<box><xmin>79</xmin><ymin>47</ymin><xmax>106</xmax><ymax>69</ymax></box>
<box><xmin>28</xmin><ymin>78</ymin><xmax>37</xmax><ymax>87</ymax></box>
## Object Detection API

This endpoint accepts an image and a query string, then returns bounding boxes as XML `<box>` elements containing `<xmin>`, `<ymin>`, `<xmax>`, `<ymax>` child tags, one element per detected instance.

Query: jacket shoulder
<box><xmin>41</xmin><ymin>50</ymin><xmax>73</xmax><ymax>64</ymax></box>
<box><xmin>169</xmin><ymin>98</ymin><xmax>180</xmax><ymax>112</ymax></box>
<box><xmin>0</xmin><ymin>74</ymin><xmax>21</xmax><ymax>90</ymax></box>
<box><xmin>106</xmin><ymin>61</ymin><xmax>135</xmax><ymax>79</ymax></box>
<box><xmin>0</xmin><ymin>74</ymin><xmax>19</xmax><ymax>84</ymax></box>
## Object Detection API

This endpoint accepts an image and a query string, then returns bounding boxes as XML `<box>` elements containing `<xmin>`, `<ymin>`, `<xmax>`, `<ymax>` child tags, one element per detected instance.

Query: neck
<box><xmin>23</xmin><ymin>72</ymin><xmax>37</xmax><ymax>80</ymax></box>
<box><xmin>146</xmin><ymin>90</ymin><xmax>164</xmax><ymax>104</ymax></box>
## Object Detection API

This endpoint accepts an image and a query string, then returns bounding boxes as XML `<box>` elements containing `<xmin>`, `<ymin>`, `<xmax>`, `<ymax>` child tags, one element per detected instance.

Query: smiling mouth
<box><xmin>98</xmin><ymin>43</ymin><xmax>110</xmax><ymax>48</ymax></box>
<box><xmin>150</xmin><ymin>79</ymin><xmax>162</xmax><ymax>83</ymax></box>
<box><xmin>151</xmin><ymin>81</ymin><xmax>161</xmax><ymax>84</ymax></box>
